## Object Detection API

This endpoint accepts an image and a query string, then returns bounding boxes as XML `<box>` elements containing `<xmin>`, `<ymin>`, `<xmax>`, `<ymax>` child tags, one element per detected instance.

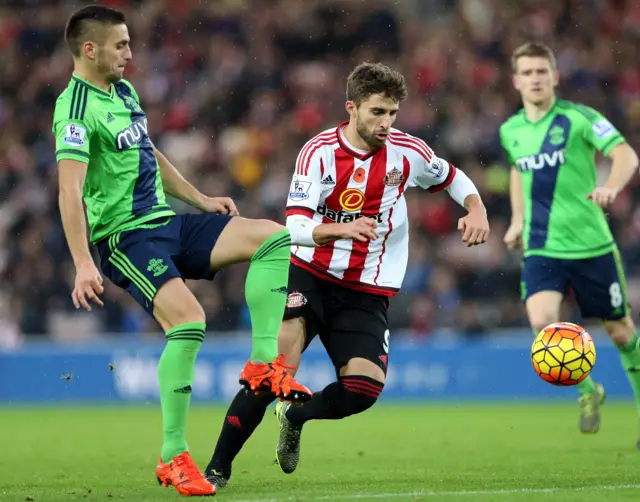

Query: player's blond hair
<box><xmin>511</xmin><ymin>42</ymin><xmax>557</xmax><ymax>73</ymax></box>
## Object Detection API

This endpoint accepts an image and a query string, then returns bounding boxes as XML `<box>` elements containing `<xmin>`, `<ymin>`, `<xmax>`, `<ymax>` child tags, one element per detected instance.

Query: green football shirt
<box><xmin>52</xmin><ymin>74</ymin><xmax>174</xmax><ymax>244</ymax></box>
<box><xmin>499</xmin><ymin>99</ymin><xmax>625</xmax><ymax>260</ymax></box>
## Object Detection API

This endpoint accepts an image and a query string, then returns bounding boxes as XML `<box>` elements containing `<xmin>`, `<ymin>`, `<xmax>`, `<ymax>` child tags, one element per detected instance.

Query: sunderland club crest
<box><xmin>383</xmin><ymin>167</ymin><xmax>404</xmax><ymax>187</ymax></box>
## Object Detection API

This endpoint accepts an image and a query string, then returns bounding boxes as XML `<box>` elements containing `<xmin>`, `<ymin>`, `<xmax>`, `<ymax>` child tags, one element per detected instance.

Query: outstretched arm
<box><xmin>153</xmin><ymin>146</ymin><xmax>239</xmax><ymax>215</ymax></box>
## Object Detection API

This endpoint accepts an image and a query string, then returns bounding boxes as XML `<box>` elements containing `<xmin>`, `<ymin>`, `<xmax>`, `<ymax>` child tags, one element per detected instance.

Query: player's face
<box><xmin>348</xmin><ymin>93</ymin><xmax>399</xmax><ymax>149</ymax></box>
<box><xmin>95</xmin><ymin>24</ymin><xmax>132</xmax><ymax>83</ymax></box>
<box><xmin>513</xmin><ymin>56</ymin><xmax>558</xmax><ymax>106</ymax></box>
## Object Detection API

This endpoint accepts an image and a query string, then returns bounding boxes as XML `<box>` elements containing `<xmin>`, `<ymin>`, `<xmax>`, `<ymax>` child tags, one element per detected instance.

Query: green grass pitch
<box><xmin>3</xmin><ymin>402</ymin><xmax>640</xmax><ymax>501</ymax></box>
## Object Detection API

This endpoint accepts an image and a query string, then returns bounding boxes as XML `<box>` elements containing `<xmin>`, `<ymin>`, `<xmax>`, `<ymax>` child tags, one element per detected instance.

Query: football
<box><xmin>531</xmin><ymin>322</ymin><xmax>596</xmax><ymax>386</ymax></box>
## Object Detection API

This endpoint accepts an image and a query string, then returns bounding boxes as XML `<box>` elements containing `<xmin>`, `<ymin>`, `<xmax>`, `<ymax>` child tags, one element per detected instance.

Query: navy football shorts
<box><xmin>521</xmin><ymin>249</ymin><xmax>629</xmax><ymax>321</ymax></box>
<box><xmin>97</xmin><ymin>213</ymin><xmax>232</xmax><ymax>314</ymax></box>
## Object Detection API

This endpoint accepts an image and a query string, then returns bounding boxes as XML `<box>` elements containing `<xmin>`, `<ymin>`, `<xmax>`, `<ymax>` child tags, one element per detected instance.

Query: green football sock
<box><xmin>158</xmin><ymin>321</ymin><xmax>206</xmax><ymax>463</ymax></box>
<box><xmin>576</xmin><ymin>376</ymin><xmax>596</xmax><ymax>396</ymax></box>
<box><xmin>617</xmin><ymin>334</ymin><xmax>640</xmax><ymax>414</ymax></box>
<box><xmin>245</xmin><ymin>228</ymin><xmax>291</xmax><ymax>364</ymax></box>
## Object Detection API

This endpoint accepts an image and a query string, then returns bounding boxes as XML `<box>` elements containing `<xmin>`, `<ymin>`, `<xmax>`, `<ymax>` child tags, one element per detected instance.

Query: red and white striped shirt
<box><xmin>286</xmin><ymin>121</ymin><xmax>456</xmax><ymax>297</ymax></box>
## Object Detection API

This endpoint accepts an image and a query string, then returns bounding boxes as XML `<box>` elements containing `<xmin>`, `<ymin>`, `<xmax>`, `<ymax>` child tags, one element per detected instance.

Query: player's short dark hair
<box><xmin>511</xmin><ymin>42</ymin><xmax>557</xmax><ymax>73</ymax></box>
<box><xmin>346</xmin><ymin>62</ymin><xmax>408</xmax><ymax>106</ymax></box>
<box><xmin>65</xmin><ymin>5</ymin><xmax>126</xmax><ymax>57</ymax></box>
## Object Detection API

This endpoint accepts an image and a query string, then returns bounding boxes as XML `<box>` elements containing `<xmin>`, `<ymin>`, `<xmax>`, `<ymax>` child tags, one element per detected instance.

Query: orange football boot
<box><xmin>239</xmin><ymin>354</ymin><xmax>312</xmax><ymax>402</ymax></box>
<box><xmin>155</xmin><ymin>452</ymin><xmax>216</xmax><ymax>497</ymax></box>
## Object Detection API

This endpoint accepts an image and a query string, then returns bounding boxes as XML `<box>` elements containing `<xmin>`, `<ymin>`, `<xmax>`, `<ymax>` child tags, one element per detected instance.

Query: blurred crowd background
<box><xmin>1</xmin><ymin>0</ymin><xmax>640</xmax><ymax>345</ymax></box>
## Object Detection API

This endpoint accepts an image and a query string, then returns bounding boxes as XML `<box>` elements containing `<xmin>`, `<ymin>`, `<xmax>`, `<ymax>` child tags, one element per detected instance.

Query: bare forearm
<box><xmin>463</xmin><ymin>194</ymin><xmax>486</xmax><ymax>214</ymax></box>
<box><xmin>312</xmin><ymin>223</ymin><xmax>345</xmax><ymax>246</ymax></box>
<box><xmin>605</xmin><ymin>148</ymin><xmax>639</xmax><ymax>194</ymax></box>
<box><xmin>58</xmin><ymin>190</ymin><xmax>93</xmax><ymax>267</ymax></box>
<box><xmin>287</xmin><ymin>215</ymin><xmax>376</xmax><ymax>246</ymax></box>
<box><xmin>155</xmin><ymin>148</ymin><xmax>205</xmax><ymax>210</ymax></box>
<box><xmin>509</xmin><ymin>168</ymin><xmax>524</xmax><ymax>223</ymax></box>
<box><xmin>286</xmin><ymin>217</ymin><xmax>343</xmax><ymax>246</ymax></box>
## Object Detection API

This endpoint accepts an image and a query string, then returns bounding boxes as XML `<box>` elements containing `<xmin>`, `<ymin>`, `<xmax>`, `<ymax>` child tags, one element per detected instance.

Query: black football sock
<box><xmin>286</xmin><ymin>376</ymin><xmax>384</xmax><ymax>426</ymax></box>
<box><xmin>206</xmin><ymin>389</ymin><xmax>276</xmax><ymax>477</ymax></box>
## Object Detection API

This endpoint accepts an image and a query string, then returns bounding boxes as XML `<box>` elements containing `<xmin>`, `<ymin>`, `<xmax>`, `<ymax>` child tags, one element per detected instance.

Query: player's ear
<box><xmin>83</xmin><ymin>41</ymin><xmax>97</xmax><ymax>61</ymax></box>
<box><xmin>552</xmin><ymin>69</ymin><xmax>560</xmax><ymax>87</ymax></box>
<box><xmin>345</xmin><ymin>100</ymin><xmax>356</xmax><ymax>118</ymax></box>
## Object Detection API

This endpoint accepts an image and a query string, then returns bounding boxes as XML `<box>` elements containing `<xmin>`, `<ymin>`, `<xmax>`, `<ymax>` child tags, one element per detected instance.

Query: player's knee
<box><xmin>529</xmin><ymin>315</ymin><xmax>557</xmax><ymax>335</ymax></box>
<box><xmin>254</xmin><ymin>219</ymin><xmax>285</xmax><ymax>246</ymax></box>
<box><xmin>153</xmin><ymin>279</ymin><xmax>206</xmax><ymax>331</ymax></box>
<box><xmin>211</xmin><ymin>217</ymin><xmax>286</xmax><ymax>268</ymax></box>
<box><xmin>241</xmin><ymin>218</ymin><xmax>285</xmax><ymax>257</ymax></box>
<box><xmin>526</xmin><ymin>292</ymin><xmax>563</xmax><ymax>334</ymax></box>
<box><xmin>183</xmin><ymin>303</ymin><xmax>206</xmax><ymax>326</ymax></box>
<box><xmin>262</xmin><ymin>219</ymin><xmax>285</xmax><ymax>235</ymax></box>
<box><xmin>338</xmin><ymin>375</ymin><xmax>384</xmax><ymax>416</ymax></box>
<box><xmin>157</xmin><ymin>302</ymin><xmax>206</xmax><ymax>331</ymax></box>
<box><xmin>341</xmin><ymin>357</ymin><xmax>386</xmax><ymax>383</ymax></box>
<box><xmin>604</xmin><ymin>316</ymin><xmax>635</xmax><ymax>346</ymax></box>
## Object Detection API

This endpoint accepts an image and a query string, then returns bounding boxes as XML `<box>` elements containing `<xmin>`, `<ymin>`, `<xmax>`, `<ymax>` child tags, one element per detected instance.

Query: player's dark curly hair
<box><xmin>65</xmin><ymin>5</ymin><xmax>126</xmax><ymax>57</ymax></box>
<box><xmin>511</xmin><ymin>42</ymin><xmax>557</xmax><ymax>73</ymax></box>
<box><xmin>346</xmin><ymin>62</ymin><xmax>408</xmax><ymax>106</ymax></box>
